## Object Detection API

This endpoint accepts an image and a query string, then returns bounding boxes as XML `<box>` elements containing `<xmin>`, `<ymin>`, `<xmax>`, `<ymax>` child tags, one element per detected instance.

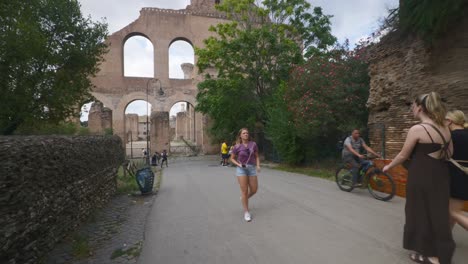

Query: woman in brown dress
<box><xmin>383</xmin><ymin>92</ymin><xmax>454</xmax><ymax>264</ymax></box>
<box><xmin>446</xmin><ymin>110</ymin><xmax>468</xmax><ymax>230</ymax></box>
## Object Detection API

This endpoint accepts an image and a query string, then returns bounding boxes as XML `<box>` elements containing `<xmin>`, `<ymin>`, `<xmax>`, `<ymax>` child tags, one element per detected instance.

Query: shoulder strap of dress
<box><xmin>422</xmin><ymin>123</ymin><xmax>452</xmax><ymax>159</ymax></box>
<box><xmin>418</xmin><ymin>124</ymin><xmax>435</xmax><ymax>143</ymax></box>
<box><xmin>422</xmin><ymin>123</ymin><xmax>450</xmax><ymax>145</ymax></box>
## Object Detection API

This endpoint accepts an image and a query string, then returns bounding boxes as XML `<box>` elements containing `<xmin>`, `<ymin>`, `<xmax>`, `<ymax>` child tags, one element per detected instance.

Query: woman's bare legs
<box><xmin>238</xmin><ymin>176</ymin><xmax>259</xmax><ymax>212</ymax></box>
<box><xmin>238</xmin><ymin>176</ymin><xmax>249</xmax><ymax>212</ymax></box>
<box><xmin>450</xmin><ymin>198</ymin><xmax>468</xmax><ymax>230</ymax></box>
<box><xmin>248</xmin><ymin>176</ymin><xmax>258</xmax><ymax>199</ymax></box>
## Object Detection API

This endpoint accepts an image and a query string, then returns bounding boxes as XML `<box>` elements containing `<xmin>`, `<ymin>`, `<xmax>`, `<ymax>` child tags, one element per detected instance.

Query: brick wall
<box><xmin>0</xmin><ymin>136</ymin><xmax>124</xmax><ymax>263</ymax></box>
<box><xmin>367</xmin><ymin>15</ymin><xmax>468</xmax><ymax>211</ymax></box>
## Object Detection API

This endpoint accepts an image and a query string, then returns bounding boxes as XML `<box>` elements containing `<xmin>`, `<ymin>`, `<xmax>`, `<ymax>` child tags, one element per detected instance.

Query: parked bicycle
<box><xmin>335</xmin><ymin>155</ymin><xmax>396</xmax><ymax>201</ymax></box>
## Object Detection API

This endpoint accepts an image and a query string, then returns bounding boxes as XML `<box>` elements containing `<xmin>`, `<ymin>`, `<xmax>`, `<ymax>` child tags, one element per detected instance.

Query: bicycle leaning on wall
<box><xmin>335</xmin><ymin>154</ymin><xmax>396</xmax><ymax>201</ymax></box>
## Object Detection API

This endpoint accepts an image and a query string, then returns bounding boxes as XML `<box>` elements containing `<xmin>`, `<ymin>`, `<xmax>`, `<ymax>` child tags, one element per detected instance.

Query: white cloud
<box><xmin>124</xmin><ymin>36</ymin><xmax>154</xmax><ymax>77</ymax></box>
<box><xmin>125</xmin><ymin>100</ymin><xmax>152</xmax><ymax>116</ymax></box>
<box><xmin>80</xmin><ymin>102</ymin><xmax>94</xmax><ymax>122</ymax></box>
<box><xmin>310</xmin><ymin>0</ymin><xmax>398</xmax><ymax>46</ymax></box>
<box><xmin>169</xmin><ymin>41</ymin><xmax>195</xmax><ymax>79</ymax></box>
<box><xmin>78</xmin><ymin>0</ymin><xmax>190</xmax><ymax>34</ymax></box>
<box><xmin>170</xmin><ymin>102</ymin><xmax>187</xmax><ymax>117</ymax></box>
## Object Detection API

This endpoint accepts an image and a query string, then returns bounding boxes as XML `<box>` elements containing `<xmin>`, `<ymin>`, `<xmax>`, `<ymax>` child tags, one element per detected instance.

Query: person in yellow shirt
<box><xmin>221</xmin><ymin>140</ymin><xmax>229</xmax><ymax>166</ymax></box>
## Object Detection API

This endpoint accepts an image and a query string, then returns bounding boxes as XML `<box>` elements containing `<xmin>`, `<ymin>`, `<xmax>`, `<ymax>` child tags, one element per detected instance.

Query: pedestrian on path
<box><xmin>383</xmin><ymin>92</ymin><xmax>454</xmax><ymax>264</ymax></box>
<box><xmin>446</xmin><ymin>110</ymin><xmax>468</xmax><ymax>231</ymax></box>
<box><xmin>160</xmin><ymin>150</ymin><xmax>168</xmax><ymax>168</ymax></box>
<box><xmin>230</xmin><ymin>128</ymin><xmax>260</xmax><ymax>222</ymax></box>
<box><xmin>221</xmin><ymin>140</ymin><xmax>229</xmax><ymax>166</ymax></box>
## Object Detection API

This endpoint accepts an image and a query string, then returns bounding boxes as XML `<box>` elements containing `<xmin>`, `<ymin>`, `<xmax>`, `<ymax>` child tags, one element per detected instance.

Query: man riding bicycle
<box><xmin>342</xmin><ymin>129</ymin><xmax>381</xmax><ymax>187</ymax></box>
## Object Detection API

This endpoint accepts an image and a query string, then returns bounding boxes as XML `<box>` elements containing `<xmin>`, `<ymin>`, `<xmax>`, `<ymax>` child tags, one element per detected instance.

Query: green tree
<box><xmin>195</xmin><ymin>0</ymin><xmax>335</xmax><ymax>142</ymax></box>
<box><xmin>0</xmin><ymin>0</ymin><xmax>108</xmax><ymax>135</ymax></box>
<box><xmin>273</xmin><ymin>44</ymin><xmax>370</xmax><ymax>163</ymax></box>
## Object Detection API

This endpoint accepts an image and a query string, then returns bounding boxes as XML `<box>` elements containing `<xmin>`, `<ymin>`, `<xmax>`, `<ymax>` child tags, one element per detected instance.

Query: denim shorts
<box><xmin>236</xmin><ymin>164</ymin><xmax>257</xmax><ymax>176</ymax></box>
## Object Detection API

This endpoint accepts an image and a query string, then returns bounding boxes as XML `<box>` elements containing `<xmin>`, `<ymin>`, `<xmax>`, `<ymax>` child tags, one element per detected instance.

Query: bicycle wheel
<box><xmin>366</xmin><ymin>168</ymin><xmax>395</xmax><ymax>201</ymax></box>
<box><xmin>335</xmin><ymin>166</ymin><xmax>354</xmax><ymax>192</ymax></box>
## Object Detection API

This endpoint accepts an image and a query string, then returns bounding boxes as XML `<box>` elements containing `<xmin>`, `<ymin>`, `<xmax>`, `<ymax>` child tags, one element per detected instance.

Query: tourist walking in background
<box><xmin>160</xmin><ymin>150</ymin><xmax>168</xmax><ymax>168</ymax></box>
<box><xmin>383</xmin><ymin>92</ymin><xmax>454</xmax><ymax>264</ymax></box>
<box><xmin>230</xmin><ymin>128</ymin><xmax>260</xmax><ymax>222</ymax></box>
<box><xmin>446</xmin><ymin>110</ymin><xmax>468</xmax><ymax>231</ymax></box>
<box><xmin>151</xmin><ymin>151</ymin><xmax>159</xmax><ymax>166</ymax></box>
<box><xmin>220</xmin><ymin>140</ymin><xmax>229</xmax><ymax>166</ymax></box>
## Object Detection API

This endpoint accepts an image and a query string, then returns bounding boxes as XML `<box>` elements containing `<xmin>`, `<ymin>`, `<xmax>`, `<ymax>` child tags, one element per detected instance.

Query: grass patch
<box><xmin>273</xmin><ymin>159</ymin><xmax>339</xmax><ymax>180</ymax></box>
<box><xmin>117</xmin><ymin>166</ymin><xmax>139</xmax><ymax>194</ymax></box>
<box><xmin>117</xmin><ymin>159</ymin><xmax>160</xmax><ymax>194</ymax></box>
<box><xmin>71</xmin><ymin>234</ymin><xmax>91</xmax><ymax>259</ymax></box>
<box><xmin>110</xmin><ymin>241</ymin><xmax>142</xmax><ymax>260</ymax></box>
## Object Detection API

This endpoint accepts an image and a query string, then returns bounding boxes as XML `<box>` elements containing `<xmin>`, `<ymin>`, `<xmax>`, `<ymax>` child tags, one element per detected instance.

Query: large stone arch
<box><xmin>90</xmin><ymin>1</ymin><xmax>226</xmax><ymax>155</ymax></box>
<box><xmin>122</xmin><ymin>33</ymin><xmax>155</xmax><ymax>78</ymax></box>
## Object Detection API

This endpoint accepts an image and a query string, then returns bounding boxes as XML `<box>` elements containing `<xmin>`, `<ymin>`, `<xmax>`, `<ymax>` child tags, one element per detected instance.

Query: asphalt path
<box><xmin>139</xmin><ymin>158</ymin><xmax>468</xmax><ymax>264</ymax></box>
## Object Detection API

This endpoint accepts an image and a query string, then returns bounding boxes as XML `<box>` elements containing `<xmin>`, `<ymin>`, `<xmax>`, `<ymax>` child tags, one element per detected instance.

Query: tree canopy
<box><xmin>0</xmin><ymin>0</ymin><xmax>108</xmax><ymax>135</ymax></box>
<box><xmin>266</xmin><ymin>44</ymin><xmax>370</xmax><ymax>163</ymax></box>
<box><xmin>195</xmin><ymin>0</ymin><xmax>336</xmax><ymax>141</ymax></box>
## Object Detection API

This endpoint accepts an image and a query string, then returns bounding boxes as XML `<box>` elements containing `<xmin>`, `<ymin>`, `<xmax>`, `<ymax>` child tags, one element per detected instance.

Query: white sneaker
<box><xmin>244</xmin><ymin>211</ymin><xmax>252</xmax><ymax>222</ymax></box>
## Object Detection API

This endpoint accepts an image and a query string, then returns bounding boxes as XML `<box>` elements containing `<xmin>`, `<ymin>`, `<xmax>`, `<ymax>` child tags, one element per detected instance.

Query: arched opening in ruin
<box><xmin>79</xmin><ymin>101</ymin><xmax>113</xmax><ymax>135</ymax></box>
<box><xmin>124</xmin><ymin>100</ymin><xmax>152</xmax><ymax>158</ymax></box>
<box><xmin>123</xmin><ymin>35</ymin><xmax>154</xmax><ymax>78</ymax></box>
<box><xmin>168</xmin><ymin>39</ymin><xmax>195</xmax><ymax>79</ymax></box>
<box><xmin>169</xmin><ymin>101</ymin><xmax>197</xmax><ymax>154</ymax></box>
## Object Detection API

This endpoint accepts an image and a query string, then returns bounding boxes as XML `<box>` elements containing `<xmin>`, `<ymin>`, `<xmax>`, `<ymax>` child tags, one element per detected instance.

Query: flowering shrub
<box><xmin>267</xmin><ymin>45</ymin><xmax>370</xmax><ymax>163</ymax></box>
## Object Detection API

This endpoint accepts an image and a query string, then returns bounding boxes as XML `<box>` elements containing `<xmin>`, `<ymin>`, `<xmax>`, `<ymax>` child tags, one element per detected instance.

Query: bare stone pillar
<box><xmin>186</xmin><ymin>104</ymin><xmax>192</xmax><ymax>141</ymax></box>
<box><xmin>101</xmin><ymin>108</ymin><xmax>113</xmax><ymax>132</ymax></box>
<box><xmin>88</xmin><ymin>102</ymin><xmax>113</xmax><ymax>135</ymax></box>
<box><xmin>125</xmin><ymin>114</ymin><xmax>139</xmax><ymax>142</ymax></box>
<box><xmin>176</xmin><ymin>112</ymin><xmax>187</xmax><ymax>140</ymax></box>
<box><xmin>181</xmin><ymin>63</ymin><xmax>194</xmax><ymax>79</ymax></box>
<box><xmin>151</xmin><ymin>111</ymin><xmax>170</xmax><ymax>154</ymax></box>
<box><xmin>202</xmin><ymin>115</ymin><xmax>218</xmax><ymax>154</ymax></box>
<box><xmin>196</xmin><ymin>112</ymin><xmax>204</xmax><ymax>147</ymax></box>
<box><xmin>88</xmin><ymin>102</ymin><xmax>103</xmax><ymax>134</ymax></box>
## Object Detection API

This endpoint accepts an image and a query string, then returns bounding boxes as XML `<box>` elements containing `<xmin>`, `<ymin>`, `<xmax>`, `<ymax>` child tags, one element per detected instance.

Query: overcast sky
<box><xmin>78</xmin><ymin>0</ymin><xmax>398</xmax><ymax>119</ymax></box>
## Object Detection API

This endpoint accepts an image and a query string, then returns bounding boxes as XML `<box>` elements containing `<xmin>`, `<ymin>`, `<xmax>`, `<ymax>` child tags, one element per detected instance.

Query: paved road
<box><xmin>139</xmin><ymin>158</ymin><xmax>468</xmax><ymax>264</ymax></box>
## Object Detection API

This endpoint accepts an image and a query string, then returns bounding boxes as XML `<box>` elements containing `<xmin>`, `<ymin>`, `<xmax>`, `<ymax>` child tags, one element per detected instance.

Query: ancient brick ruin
<box><xmin>368</xmin><ymin>13</ymin><xmax>468</xmax><ymax>209</ymax></box>
<box><xmin>367</xmin><ymin>16</ymin><xmax>468</xmax><ymax>159</ymax></box>
<box><xmin>90</xmin><ymin>0</ymin><xmax>225</xmax><ymax>154</ymax></box>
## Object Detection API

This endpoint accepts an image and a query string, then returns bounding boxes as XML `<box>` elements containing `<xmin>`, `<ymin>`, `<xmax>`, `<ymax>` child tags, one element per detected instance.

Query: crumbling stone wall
<box><xmin>368</xmin><ymin>16</ymin><xmax>468</xmax><ymax>210</ymax></box>
<box><xmin>368</xmin><ymin>16</ymin><xmax>468</xmax><ymax>158</ymax></box>
<box><xmin>0</xmin><ymin>136</ymin><xmax>124</xmax><ymax>263</ymax></box>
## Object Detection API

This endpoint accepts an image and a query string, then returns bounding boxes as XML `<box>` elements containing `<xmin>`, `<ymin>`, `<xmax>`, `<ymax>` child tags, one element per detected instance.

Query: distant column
<box><xmin>181</xmin><ymin>63</ymin><xmax>194</xmax><ymax>79</ymax></box>
<box><xmin>176</xmin><ymin>112</ymin><xmax>187</xmax><ymax>140</ymax></box>
<box><xmin>125</xmin><ymin>114</ymin><xmax>139</xmax><ymax>141</ymax></box>
<box><xmin>151</xmin><ymin>112</ymin><xmax>170</xmax><ymax>154</ymax></box>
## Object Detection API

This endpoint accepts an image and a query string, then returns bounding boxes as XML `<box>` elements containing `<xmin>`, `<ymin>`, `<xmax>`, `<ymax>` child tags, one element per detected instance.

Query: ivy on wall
<box><xmin>386</xmin><ymin>0</ymin><xmax>467</xmax><ymax>43</ymax></box>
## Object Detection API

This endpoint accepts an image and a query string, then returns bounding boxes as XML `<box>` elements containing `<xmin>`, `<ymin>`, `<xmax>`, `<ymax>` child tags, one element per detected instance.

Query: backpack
<box><xmin>336</xmin><ymin>136</ymin><xmax>348</xmax><ymax>152</ymax></box>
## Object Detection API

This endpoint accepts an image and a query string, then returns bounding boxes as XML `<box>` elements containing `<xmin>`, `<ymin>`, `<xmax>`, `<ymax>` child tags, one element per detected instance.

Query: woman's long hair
<box><xmin>236</xmin><ymin>128</ymin><xmax>250</xmax><ymax>144</ymax></box>
<box><xmin>446</xmin><ymin>110</ymin><xmax>468</xmax><ymax>129</ymax></box>
<box><xmin>414</xmin><ymin>92</ymin><xmax>447</xmax><ymax>127</ymax></box>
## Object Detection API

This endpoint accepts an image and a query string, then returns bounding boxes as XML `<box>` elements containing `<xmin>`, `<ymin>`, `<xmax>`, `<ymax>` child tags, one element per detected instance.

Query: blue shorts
<box><xmin>236</xmin><ymin>164</ymin><xmax>257</xmax><ymax>176</ymax></box>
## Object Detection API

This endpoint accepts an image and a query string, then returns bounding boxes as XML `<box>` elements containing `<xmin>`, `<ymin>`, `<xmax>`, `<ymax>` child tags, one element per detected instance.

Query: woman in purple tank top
<box><xmin>230</xmin><ymin>128</ymin><xmax>261</xmax><ymax>222</ymax></box>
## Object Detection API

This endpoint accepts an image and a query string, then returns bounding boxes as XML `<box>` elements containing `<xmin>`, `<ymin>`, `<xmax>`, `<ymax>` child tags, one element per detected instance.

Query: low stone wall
<box><xmin>0</xmin><ymin>136</ymin><xmax>125</xmax><ymax>263</ymax></box>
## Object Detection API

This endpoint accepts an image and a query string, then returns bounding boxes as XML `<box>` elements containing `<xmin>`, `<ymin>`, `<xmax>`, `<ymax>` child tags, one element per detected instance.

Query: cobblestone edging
<box><xmin>47</xmin><ymin>170</ymin><xmax>162</xmax><ymax>264</ymax></box>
